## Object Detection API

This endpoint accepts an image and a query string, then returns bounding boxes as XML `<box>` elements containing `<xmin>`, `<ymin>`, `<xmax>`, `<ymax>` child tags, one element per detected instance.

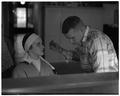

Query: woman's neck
<box><xmin>29</xmin><ymin>53</ymin><xmax>39</xmax><ymax>60</ymax></box>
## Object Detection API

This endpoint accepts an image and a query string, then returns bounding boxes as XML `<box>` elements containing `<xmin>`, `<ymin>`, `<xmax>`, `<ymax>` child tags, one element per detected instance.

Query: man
<box><xmin>13</xmin><ymin>32</ymin><xmax>55</xmax><ymax>78</ymax></box>
<box><xmin>50</xmin><ymin>16</ymin><xmax>118</xmax><ymax>73</ymax></box>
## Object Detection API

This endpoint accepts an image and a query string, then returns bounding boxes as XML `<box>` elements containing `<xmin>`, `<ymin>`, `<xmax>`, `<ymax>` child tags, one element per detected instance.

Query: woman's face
<box><xmin>29</xmin><ymin>38</ymin><xmax>44</xmax><ymax>57</ymax></box>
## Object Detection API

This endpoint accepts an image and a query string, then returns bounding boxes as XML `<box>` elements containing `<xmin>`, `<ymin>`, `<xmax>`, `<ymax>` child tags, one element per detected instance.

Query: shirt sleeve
<box><xmin>90</xmin><ymin>36</ymin><xmax>118</xmax><ymax>73</ymax></box>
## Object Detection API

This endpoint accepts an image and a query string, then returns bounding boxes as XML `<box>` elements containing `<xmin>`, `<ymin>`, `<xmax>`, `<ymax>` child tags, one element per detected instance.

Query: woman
<box><xmin>13</xmin><ymin>32</ymin><xmax>55</xmax><ymax>78</ymax></box>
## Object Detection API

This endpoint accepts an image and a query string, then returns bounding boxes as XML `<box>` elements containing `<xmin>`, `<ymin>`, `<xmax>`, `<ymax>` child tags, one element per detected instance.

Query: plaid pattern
<box><xmin>73</xmin><ymin>26</ymin><xmax>118</xmax><ymax>73</ymax></box>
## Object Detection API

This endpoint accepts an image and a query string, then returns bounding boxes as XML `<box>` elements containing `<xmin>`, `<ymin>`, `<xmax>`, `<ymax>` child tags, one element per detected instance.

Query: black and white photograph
<box><xmin>2</xmin><ymin>1</ymin><xmax>119</xmax><ymax>94</ymax></box>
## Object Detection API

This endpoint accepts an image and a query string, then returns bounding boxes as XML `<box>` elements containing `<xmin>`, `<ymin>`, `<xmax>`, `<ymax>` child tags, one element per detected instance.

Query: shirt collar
<box><xmin>82</xmin><ymin>26</ymin><xmax>89</xmax><ymax>42</ymax></box>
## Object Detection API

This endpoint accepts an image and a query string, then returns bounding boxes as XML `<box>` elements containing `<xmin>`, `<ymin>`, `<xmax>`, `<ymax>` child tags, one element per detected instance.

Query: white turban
<box><xmin>24</xmin><ymin>33</ymin><xmax>40</xmax><ymax>52</ymax></box>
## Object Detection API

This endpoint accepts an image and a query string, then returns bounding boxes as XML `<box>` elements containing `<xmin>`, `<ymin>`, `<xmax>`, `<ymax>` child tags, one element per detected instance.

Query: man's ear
<box><xmin>80</xmin><ymin>25</ymin><xmax>86</xmax><ymax>33</ymax></box>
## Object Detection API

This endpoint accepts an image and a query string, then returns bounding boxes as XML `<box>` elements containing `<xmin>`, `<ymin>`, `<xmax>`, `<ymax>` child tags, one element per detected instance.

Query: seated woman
<box><xmin>13</xmin><ymin>32</ymin><xmax>55</xmax><ymax>78</ymax></box>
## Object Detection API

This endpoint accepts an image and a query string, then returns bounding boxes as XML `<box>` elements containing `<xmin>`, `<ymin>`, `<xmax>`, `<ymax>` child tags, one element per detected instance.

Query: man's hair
<box><xmin>62</xmin><ymin>16</ymin><xmax>84</xmax><ymax>34</ymax></box>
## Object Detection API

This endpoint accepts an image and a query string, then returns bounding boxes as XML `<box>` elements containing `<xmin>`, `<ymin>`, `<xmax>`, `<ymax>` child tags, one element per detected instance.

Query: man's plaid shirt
<box><xmin>73</xmin><ymin>26</ymin><xmax>118</xmax><ymax>73</ymax></box>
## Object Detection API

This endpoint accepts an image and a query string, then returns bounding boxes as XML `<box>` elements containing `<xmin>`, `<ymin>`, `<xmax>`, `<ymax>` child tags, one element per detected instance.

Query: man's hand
<box><xmin>62</xmin><ymin>50</ymin><xmax>73</xmax><ymax>63</ymax></box>
<box><xmin>78</xmin><ymin>46</ymin><xmax>93</xmax><ymax>72</ymax></box>
<box><xmin>49</xmin><ymin>40</ymin><xmax>62</xmax><ymax>52</ymax></box>
<box><xmin>49</xmin><ymin>40</ymin><xmax>73</xmax><ymax>62</ymax></box>
<box><xmin>80</xmin><ymin>55</ymin><xmax>91</xmax><ymax>70</ymax></box>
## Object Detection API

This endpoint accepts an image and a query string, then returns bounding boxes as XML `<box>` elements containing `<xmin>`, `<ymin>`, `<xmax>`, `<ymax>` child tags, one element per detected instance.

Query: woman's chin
<box><xmin>39</xmin><ymin>53</ymin><xmax>44</xmax><ymax>56</ymax></box>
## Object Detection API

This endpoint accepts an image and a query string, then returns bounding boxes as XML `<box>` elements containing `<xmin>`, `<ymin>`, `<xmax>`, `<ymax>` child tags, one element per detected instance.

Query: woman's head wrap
<box><xmin>22</xmin><ymin>32</ymin><xmax>40</xmax><ymax>52</ymax></box>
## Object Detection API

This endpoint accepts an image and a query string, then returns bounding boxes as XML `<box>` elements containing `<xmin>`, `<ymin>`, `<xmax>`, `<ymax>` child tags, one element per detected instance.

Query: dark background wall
<box><xmin>44</xmin><ymin>4</ymin><xmax>118</xmax><ymax>63</ymax></box>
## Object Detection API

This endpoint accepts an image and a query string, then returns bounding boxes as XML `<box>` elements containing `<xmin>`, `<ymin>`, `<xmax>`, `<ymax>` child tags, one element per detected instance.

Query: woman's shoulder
<box><xmin>14</xmin><ymin>62</ymin><xmax>30</xmax><ymax>71</ymax></box>
<box><xmin>41</xmin><ymin>59</ymin><xmax>54</xmax><ymax>70</ymax></box>
<box><xmin>12</xmin><ymin>62</ymin><xmax>31</xmax><ymax>78</ymax></box>
<box><xmin>40</xmin><ymin>59</ymin><xmax>55</xmax><ymax>75</ymax></box>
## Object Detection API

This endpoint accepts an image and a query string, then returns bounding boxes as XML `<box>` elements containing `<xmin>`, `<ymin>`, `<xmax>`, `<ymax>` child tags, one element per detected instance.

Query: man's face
<box><xmin>65</xmin><ymin>28</ymin><xmax>83</xmax><ymax>45</ymax></box>
<box><xmin>30</xmin><ymin>38</ymin><xmax>44</xmax><ymax>56</ymax></box>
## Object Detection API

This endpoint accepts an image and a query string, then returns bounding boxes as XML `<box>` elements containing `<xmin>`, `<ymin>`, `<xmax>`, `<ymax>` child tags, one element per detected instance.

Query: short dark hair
<box><xmin>62</xmin><ymin>16</ymin><xmax>82</xmax><ymax>34</ymax></box>
<box><xmin>22</xmin><ymin>32</ymin><xmax>34</xmax><ymax>50</ymax></box>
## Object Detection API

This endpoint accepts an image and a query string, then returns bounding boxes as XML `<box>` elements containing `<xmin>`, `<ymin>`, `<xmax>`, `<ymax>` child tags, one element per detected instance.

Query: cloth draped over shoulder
<box><xmin>13</xmin><ymin>53</ymin><xmax>54</xmax><ymax>78</ymax></box>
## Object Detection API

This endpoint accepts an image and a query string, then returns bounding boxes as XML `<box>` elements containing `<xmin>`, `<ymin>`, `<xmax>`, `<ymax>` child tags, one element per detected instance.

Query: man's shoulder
<box><xmin>89</xmin><ymin>28</ymin><xmax>102</xmax><ymax>39</ymax></box>
<box><xmin>89</xmin><ymin>28</ymin><xmax>111</xmax><ymax>42</ymax></box>
<box><xmin>84</xmin><ymin>28</ymin><xmax>100</xmax><ymax>45</ymax></box>
<box><xmin>85</xmin><ymin>28</ymin><xmax>112</xmax><ymax>48</ymax></box>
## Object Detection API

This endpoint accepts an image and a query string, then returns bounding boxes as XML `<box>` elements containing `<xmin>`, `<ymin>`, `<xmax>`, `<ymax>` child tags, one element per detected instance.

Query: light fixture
<box><xmin>20</xmin><ymin>1</ymin><xmax>25</xmax><ymax>5</ymax></box>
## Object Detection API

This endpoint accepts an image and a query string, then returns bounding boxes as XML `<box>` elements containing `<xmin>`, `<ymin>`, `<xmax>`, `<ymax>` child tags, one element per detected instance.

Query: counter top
<box><xmin>2</xmin><ymin>72</ymin><xmax>118</xmax><ymax>94</ymax></box>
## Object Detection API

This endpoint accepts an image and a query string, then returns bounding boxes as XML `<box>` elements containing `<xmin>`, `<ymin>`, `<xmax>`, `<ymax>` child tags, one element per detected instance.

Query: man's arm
<box><xmin>90</xmin><ymin>36</ymin><xmax>118</xmax><ymax>73</ymax></box>
<box><xmin>49</xmin><ymin>40</ymin><xmax>80</xmax><ymax>62</ymax></box>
